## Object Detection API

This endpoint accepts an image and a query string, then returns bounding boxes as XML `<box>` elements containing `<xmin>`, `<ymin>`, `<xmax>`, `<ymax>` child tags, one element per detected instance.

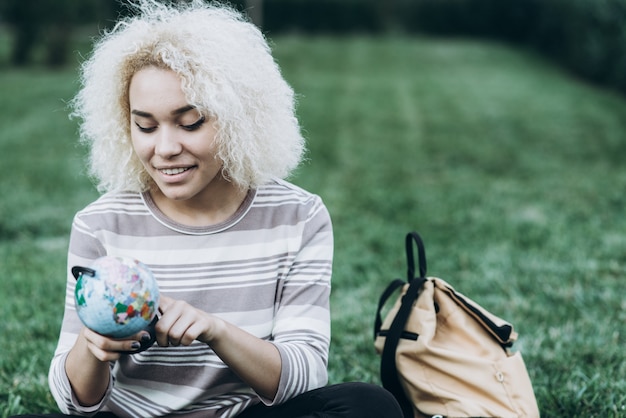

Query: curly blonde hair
<box><xmin>71</xmin><ymin>0</ymin><xmax>305</xmax><ymax>192</ymax></box>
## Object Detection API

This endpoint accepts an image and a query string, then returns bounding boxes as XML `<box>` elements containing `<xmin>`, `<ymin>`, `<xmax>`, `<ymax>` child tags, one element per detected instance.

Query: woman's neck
<box><xmin>149</xmin><ymin>180</ymin><xmax>249</xmax><ymax>227</ymax></box>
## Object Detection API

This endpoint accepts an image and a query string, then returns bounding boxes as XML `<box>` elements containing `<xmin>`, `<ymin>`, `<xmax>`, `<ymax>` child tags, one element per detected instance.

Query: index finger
<box><xmin>159</xmin><ymin>294</ymin><xmax>174</xmax><ymax>313</ymax></box>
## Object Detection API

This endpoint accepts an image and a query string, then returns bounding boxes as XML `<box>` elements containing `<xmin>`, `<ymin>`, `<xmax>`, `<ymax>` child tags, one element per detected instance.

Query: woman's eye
<box><xmin>135</xmin><ymin>122</ymin><xmax>156</xmax><ymax>133</ymax></box>
<box><xmin>181</xmin><ymin>116</ymin><xmax>206</xmax><ymax>131</ymax></box>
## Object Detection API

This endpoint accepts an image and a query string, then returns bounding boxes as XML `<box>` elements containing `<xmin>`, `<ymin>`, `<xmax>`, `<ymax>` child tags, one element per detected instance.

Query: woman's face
<box><xmin>128</xmin><ymin>67</ymin><xmax>227</xmax><ymax>209</ymax></box>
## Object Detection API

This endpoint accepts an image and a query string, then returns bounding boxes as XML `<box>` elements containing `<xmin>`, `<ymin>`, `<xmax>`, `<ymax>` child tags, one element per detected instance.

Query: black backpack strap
<box><xmin>380</xmin><ymin>276</ymin><xmax>426</xmax><ymax>418</ymax></box>
<box><xmin>406</xmin><ymin>231</ymin><xmax>427</xmax><ymax>281</ymax></box>
<box><xmin>374</xmin><ymin>278</ymin><xmax>406</xmax><ymax>340</ymax></box>
<box><xmin>379</xmin><ymin>232</ymin><xmax>429</xmax><ymax>418</ymax></box>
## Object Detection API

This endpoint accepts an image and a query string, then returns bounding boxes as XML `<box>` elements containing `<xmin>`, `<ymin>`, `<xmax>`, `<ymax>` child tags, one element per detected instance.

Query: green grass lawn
<box><xmin>1</xmin><ymin>36</ymin><xmax>625</xmax><ymax>417</ymax></box>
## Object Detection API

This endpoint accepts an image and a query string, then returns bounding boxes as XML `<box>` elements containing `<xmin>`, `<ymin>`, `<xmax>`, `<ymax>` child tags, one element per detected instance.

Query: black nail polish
<box><xmin>131</xmin><ymin>341</ymin><xmax>141</xmax><ymax>350</ymax></box>
<box><xmin>141</xmin><ymin>333</ymin><xmax>152</xmax><ymax>343</ymax></box>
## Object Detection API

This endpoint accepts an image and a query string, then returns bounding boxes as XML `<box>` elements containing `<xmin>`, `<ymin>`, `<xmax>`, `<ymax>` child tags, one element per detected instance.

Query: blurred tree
<box><xmin>1</xmin><ymin>0</ymin><xmax>118</xmax><ymax>67</ymax></box>
<box><xmin>245</xmin><ymin>0</ymin><xmax>263</xmax><ymax>28</ymax></box>
<box><xmin>2</xmin><ymin>0</ymin><xmax>41</xmax><ymax>66</ymax></box>
<box><xmin>375</xmin><ymin>0</ymin><xmax>400</xmax><ymax>32</ymax></box>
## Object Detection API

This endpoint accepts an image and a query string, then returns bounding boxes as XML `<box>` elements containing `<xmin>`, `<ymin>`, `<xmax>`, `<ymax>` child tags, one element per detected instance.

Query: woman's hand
<box><xmin>155</xmin><ymin>295</ymin><xmax>220</xmax><ymax>346</ymax></box>
<box><xmin>65</xmin><ymin>327</ymin><xmax>149</xmax><ymax>407</ymax></box>
<box><xmin>81</xmin><ymin>327</ymin><xmax>152</xmax><ymax>361</ymax></box>
<box><xmin>156</xmin><ymin>295</ymin><xmax>281</xmax><ymax>400</ymax></box>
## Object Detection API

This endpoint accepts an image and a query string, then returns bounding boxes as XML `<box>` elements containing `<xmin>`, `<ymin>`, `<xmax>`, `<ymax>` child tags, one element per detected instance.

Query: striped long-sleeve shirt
<box><xmin>48</xmin><ymin>179</ymin><xmax>333</xmax><ymax>417</ymax></box>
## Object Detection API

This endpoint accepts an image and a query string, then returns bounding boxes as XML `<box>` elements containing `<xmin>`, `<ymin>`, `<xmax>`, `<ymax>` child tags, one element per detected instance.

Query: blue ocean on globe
<box><xmin>74</xmin><ymin>256</ymin><xmax>160</xmax><ymax>338</ymax></box>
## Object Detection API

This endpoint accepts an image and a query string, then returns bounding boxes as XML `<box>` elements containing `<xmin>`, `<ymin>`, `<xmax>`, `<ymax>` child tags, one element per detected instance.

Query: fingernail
<box><xmin>131</xmin><ymin>341</ymin><xmax>141</xmax><ymax>349</ymax></box>
<box><xmin>141</xmin><ymin>333</ymin><xmax>152</xmax><ymax>343</ymax></box>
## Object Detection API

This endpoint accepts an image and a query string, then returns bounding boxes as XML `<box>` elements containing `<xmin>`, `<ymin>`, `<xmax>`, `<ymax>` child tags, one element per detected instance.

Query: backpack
<box><xmin>374</xmin><ymin>232</ymin><xmax>539</xmax><ymax>418</ymax></box>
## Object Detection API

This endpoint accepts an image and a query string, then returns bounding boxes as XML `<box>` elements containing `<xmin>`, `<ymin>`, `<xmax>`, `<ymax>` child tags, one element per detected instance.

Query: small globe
<box><xmin>74</xmin><ymin>256</ymin><xmax>159</xmax><ymax>338</ymax></box>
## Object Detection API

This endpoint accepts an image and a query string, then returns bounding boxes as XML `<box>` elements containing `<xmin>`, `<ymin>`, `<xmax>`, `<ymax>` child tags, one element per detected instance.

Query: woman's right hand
<box><xmin>65</xmin><ymin>327</ymin><xmax>151</xmax><ymax>407</ymax></box>
<box><xmin>80</xmin><ymin>327</ymin><xmax>151</xmax><ymax>361</ymax></box>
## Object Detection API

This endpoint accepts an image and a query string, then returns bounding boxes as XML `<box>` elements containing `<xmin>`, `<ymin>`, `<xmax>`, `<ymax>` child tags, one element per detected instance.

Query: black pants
<box><xmin>13</xmin><ymin>382</ymin><xmax>403</xmax><ymax>418</ymax></box>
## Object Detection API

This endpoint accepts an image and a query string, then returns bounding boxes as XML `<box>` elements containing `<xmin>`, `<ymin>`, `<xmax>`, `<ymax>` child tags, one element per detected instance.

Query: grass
<box><xmin>1</xmin><ymin>35</ymin><xmax>625</xmax><ymax>417</ymax></box>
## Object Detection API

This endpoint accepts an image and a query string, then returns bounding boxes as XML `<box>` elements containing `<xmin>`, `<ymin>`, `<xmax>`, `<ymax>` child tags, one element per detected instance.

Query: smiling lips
<box><xmin>159</xmin><ymin>167</ymin><xmax>192</xmax><ymax>175</ymax></box>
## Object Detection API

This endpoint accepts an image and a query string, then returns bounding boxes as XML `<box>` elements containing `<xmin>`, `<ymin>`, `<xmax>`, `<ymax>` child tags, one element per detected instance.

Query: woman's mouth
<box><xmin>159</xmin><ymin>167</ymin><xmax>192</xmax><ymax>175</ymax></box>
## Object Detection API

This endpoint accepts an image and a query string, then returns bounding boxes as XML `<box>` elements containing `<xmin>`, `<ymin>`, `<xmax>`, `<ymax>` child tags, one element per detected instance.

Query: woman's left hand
<box><xmin>156</xmin><ymin>295</ymin><xmax>221</xmax><ymax>347</ymax></box>
<box><xmin>155</xmin><ymin>295</ymin><xmax>280</xmax><ymax>399</ymax></box>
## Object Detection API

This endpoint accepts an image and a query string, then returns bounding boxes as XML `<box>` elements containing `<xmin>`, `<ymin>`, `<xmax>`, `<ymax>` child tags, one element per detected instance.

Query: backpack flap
<box><xmin>432</xmin><ymin>278</ymin><xmax>518</xmax><ymax>348</ymax></box>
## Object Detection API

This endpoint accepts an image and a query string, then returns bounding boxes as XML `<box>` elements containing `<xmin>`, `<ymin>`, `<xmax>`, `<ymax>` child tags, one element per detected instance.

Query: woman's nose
<box><xmin>155</xmin><ymin>126</ymin><xmax>183</xmax><ymax>157</ymax></box>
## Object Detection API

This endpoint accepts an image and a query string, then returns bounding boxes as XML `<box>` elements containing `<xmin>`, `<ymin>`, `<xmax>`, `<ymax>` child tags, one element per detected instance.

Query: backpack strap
<box><xmin>406</xmin><ymin>231</ymin><xmax>427</xmax><ymax>280</ymax></box>
<box><xmin>379</xmin><ymin>232</ymin><xmax>429</xmax><ymax>418</ymax></box>
<box><xmin>374</xmin><ymin>278</ymin><xmax>405</xmax><ymax>340</ymax></box>
<box><xmin>375</xmin><ymin>231</ymin><xmax>428</xmax><ymax>340</ymax></box>
<box><xmin>380</xmin><ymin>276</ymin><xmax>426</xmax><ymax>418</ymax></box>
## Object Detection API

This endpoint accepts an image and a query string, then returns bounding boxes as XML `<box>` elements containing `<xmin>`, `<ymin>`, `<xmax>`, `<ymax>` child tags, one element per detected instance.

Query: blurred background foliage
<box><xmin>1</xmin><ymin>0</ymin><xmax>626</xmax><ymax>95</ymax></box>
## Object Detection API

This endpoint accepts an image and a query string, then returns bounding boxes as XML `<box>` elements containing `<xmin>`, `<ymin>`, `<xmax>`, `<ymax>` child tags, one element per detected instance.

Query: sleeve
<box><xmin>48</xmin><ymin>213</ymin><xmax>112</xmax><ymax>415</ymax></box>
<box><xmin>267</xmin><ymin>196</ymin><xmax>334</xmax><ymax>405</ymax></box>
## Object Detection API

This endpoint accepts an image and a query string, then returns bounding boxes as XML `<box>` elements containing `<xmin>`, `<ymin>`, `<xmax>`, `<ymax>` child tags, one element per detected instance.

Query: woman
<box><xmin>19</xmin><ymin>1</ymin><xmax>402</xmax><ymax>417</ymax></box>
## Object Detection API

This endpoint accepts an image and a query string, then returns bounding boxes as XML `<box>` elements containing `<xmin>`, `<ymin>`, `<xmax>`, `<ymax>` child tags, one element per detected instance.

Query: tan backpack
<box><xmin>374</xmin><ymin>232</ymin><xmax>540</xmax><ymax>418</ymax></box>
